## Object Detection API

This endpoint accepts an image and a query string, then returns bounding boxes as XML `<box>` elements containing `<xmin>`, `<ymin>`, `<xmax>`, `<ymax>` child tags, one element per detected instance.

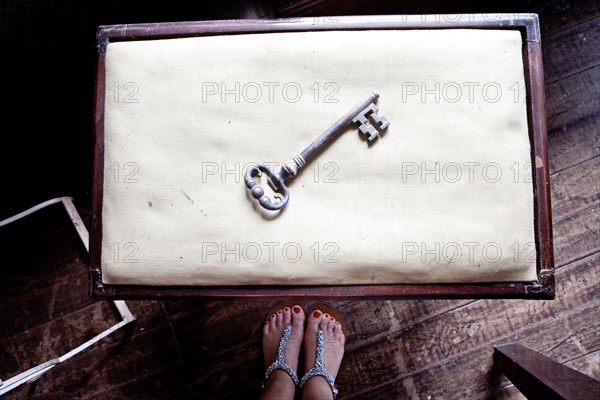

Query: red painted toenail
<box><xmin>330</xmin><ymin>317</ymin><xmax>335</xmax><ymax>321</ymax></box>
<box><xmin>284</xmin><ymin>307</ymin><xmax>290</xmax><ymax>312</ymax></box>
<box><xmin>313</xmin><ymin>311</ymin><xmax>321</xmax><ymax>318</ymax></box>
<box><xmin>277</xmin><ymin>310</ymin><xmax>282</xmax><ymax>314</ymax></box>
<box><xmin>293</xmin><ymin>306</ymin><xmax>301</xmax><ymax>314</ymax></box>
<box><xmin>324</xmin><ymin>314</ymin><xmax>329</xmax><ymax>318</ymax></box>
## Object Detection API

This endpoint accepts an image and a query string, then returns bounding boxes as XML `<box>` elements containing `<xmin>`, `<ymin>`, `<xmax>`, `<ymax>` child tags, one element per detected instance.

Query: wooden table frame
<box><xmin>91</xmin><ymin>14</ymin><xmax>554</xmax><ymax>300</ymax></box>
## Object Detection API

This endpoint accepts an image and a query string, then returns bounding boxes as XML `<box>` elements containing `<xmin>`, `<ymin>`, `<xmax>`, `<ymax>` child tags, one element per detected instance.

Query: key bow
<box><xmin>244</xmin><ymin>164</ymin><xmax>289</xmax><ymax>211</ymax></box>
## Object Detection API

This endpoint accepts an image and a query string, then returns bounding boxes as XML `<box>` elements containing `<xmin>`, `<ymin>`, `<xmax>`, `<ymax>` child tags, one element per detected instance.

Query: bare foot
<box><xmin>260</xmin><ymin>305</ymin><xmax>305</xmax><ymax>400</ymax></box>
<box><xmin>301</xmin><ymin>309</ymin><xmax>345</xmax><ymax>400</ymax></box>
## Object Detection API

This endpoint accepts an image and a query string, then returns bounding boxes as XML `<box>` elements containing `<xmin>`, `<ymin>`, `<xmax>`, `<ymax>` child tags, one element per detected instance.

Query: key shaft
<box><xmin>276</xmin><ymin>90</ymin><xmax>381</xmax><ymax>183</ymax></box>
<box><xmin>301</xmin><ymin>90</ymin><xmax>380</xmax><ymax>162</ymax></box>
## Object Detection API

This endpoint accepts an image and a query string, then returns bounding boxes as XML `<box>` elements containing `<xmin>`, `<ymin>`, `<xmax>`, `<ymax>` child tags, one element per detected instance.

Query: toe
<box><xmin>290</xmin><ymin>305</ymin><xmax>305</xmax><ymax>341</ymax></box>
<box><xmin>332</xmin><ymin>321</ymin><xmax>341</xmax><ymax>334</ymax></box>
<box><xmin>275</xmin><ymin>309</ymin><xmax>284</xmax><ymax>328</ymax></box>
<box><xmin>264</xmin><ymin>313</ymin><xmax>276</xmax><ymax>339</ymax></box>
<box><xmin>334</xmin><ymin>322</ymin><xmax>345</xmax><ymax>344</ymax></box>
<box><xmin>292</xmin><ymin>305</ymin><xmax>305</xmax><ymax>322</ymax></box>
<box><xmin>283</xmin><ymin>307</ymin><xmax>292</xmax><ymax>326</ymax></box>
<box><xmin>291</xmin><ymin>305</ymin><xmax>306</xmax><ymax>327</ymax></box>
<box><xmin>307</xmin><ymin>309</ymin><xmax>323</xmax><ymax>333</ymax></box>
<box><xmin>318</xmin><ymin>314</ymin><xmax>329</xmax><ymax>332</ymax></box>
<box><xmin>327</xmin><ymin>317</ymin><xmax>335</xmax><ymax>334</ymax></box>
<box><xmin>320</xmin><ymin>317</ymin><xmax>335</xmax><ymax>342</ymax></box>
<box><xmin>269</xmin><ymin>313</ymin><xmax>277</xmax><ymax>330</ymax></box>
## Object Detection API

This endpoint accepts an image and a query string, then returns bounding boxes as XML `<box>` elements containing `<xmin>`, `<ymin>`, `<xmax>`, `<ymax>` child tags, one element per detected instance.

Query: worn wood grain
<box><xmin>0</xmin><ymin>301</ymin><xmax>118</xmax><ymax>378</ymax></box>
<box><xmin>171</xmin><ymin>298</ymin><xmax>473</xmax><ymax>358</ymax></box>
<box><xmin>347</xmin><ymin>299</ymin><xmax>600</xmax><ymax>399</ymax></box>
<box><xmin>540</xmin><ymin>21</ymin><xmax>600</xmax><ymax>172</ymax></box>
<box><xmin>548</xmin><ymin>112</ymin><xmax>599</xmax><ymax>174</ymax></box>
<box><xmin>567</xmin><ymin>350</ymin><xmax>600</xmax><ymax>381</ymax></box>
<box><xmin>2</xmin><ymin>301</ymin><xmax>178</xmax><ymax>400</ymax></box>
<box><xmin>553</xmin><ymin>205</ymin><xmax>599</xmax><ymax>266</ymax></box>
<box><xmin>480</xmin><ymin>384</ymin><xmax>527</xmax><ymax>400</ymax></box>
<box><xmin>337</xmin><ymin>251</ymin><xmax>599</xmax><ymax>397</ymax></box>
<box><xmin>550</xmin><ymin>156</ymin><xmax>600</xmax><ymax>219</ymax></box>
<box><xmin>338</xmin><ymin>299</ymin><xmax>474</xmax><ymax>351</ymax></box>
<box><xmin>534</xmin><ymin>0</ymin><xmax>600</xmax><ymax>38</ymax></box>
<box><xmin>545</xmin><ymin>66</ymin><xmax>600</xmax><ymax>132</ymax></box>
<box><xmin>164</xmin><ymin>300</ymin><xmax>264</xmax><ymax>326</ymax></box>
<box><xmin>1</xmin><ymin>206</ymin><xmax>104</xmax><ymax>339</ymax></box>
<box><xmin>0</xmin><ymin>206</ymin><xmax>88</xmax><ymax>300</ymax></box>
<box><xmin>169</xmin><ymin>301</ymin><xmax>269</xmax><ymax>361</ymax></box>
<box><xmin>3</xmin><ymin>325</ymin><xmax>184</xmax><ymax>400</ymax></box>
<box><xmin>86</xmin><ymin>364</ymin><xmax>194</xmax><ymax>400</ymax></box>
<box><xmin>543</xmin><ymin>18</ymin><xmax>600</xmax><ymax>84</ymax></box>
<box><xmin>543</xmin><ymin>15</ymin><xmax>600</xmax><ymax>174</ymax></box>
<box><xmin>1</xmin><ymin>271</ymin><xmax>92</xmax><ymax>340</ymax></box>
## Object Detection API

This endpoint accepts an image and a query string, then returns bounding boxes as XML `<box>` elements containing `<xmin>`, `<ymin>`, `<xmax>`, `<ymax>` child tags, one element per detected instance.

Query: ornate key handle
<box><xmin>245</xmin><ymin>91</ymin><xmax>389</xmax><ymax>211</ymax></box>
<box><xmin>244</xmin><ymin>163</ymin><xmax>290</xmax><ymax>210</ymax></box>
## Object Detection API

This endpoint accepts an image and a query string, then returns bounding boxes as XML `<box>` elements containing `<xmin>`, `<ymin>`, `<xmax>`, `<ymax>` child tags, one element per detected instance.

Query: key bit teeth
<box><xmin>370</xmin><ymin>112</ymin><xmax>390</xmax><ymax>131</ymax></box>
<box><xmin>378</xmin><ymin>118</ymin><xmax>390</xmax><ymax>130</ymax></box>
<box><xmin>358</xmin><ymin>123</ymin><xmax>379</xmax><ymax>141</ymax></box>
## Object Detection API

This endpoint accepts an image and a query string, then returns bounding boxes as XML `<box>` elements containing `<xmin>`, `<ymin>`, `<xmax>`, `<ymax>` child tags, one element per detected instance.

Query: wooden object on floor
<box><xmin>0</xmin><ymin>198</ymin><xmax>137</xmax><ymax>396</ymax></box>
<box><xmin>91</xmin><ymin>14</ymin><xmax>554</xmax><ymax>300</ymax></box>
<box><xmin>494</xmin><ymin>343</ymin><xmax>600</xmax><ymax>400</ymax></box>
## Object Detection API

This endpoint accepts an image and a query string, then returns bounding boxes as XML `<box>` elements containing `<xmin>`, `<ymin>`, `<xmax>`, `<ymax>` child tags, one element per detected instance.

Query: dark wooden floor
<box><xmin>1</xmin><ymin>0</ymin><xmax>599</xmax><ymax>398</ymax></box>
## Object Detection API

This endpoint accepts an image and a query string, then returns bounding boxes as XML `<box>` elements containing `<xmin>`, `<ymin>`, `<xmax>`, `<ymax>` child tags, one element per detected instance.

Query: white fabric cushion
<box><xmin>101</xmin><ymin>29</ymin><xmax>537</xmax><ymax>285</ymax></box>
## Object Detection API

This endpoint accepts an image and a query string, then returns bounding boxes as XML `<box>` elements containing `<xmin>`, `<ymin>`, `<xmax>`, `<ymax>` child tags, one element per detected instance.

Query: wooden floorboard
<box><xmin>1</xmin><ymin>0</ymin><xmax>598</xmax><ymax>399</ymax></box>
<box><xmin>339</xmin><ymin>253</ymin><xmax>599</xmax><ymax>398</ymax></box>
<box><xmin>533</xmin><ymin>0</ymin><xmax>600</xmax><ymax>38</ymax></box>
<box><xmin>545</xmin><ymin>66</ymin><xmax>599</xmax><ymax>132</ymax></box>
<box><xmin>547</xmin><ymin>112</ymin><xmax>599</xmax><ymax>174</ymax></box>
<box><xmin>550</xmin><ymin>156</ymin><xmax>599</xmax><ymax>219</ymax></box>
<box><xmin>552</xmin><ymin>206</ymin><xmax>599</xmax><ymax>266</ymax></box>
<box><xmin>542</xmin><ymin>18</ymin><xmax>600</xmax><ymax>84</ymax></box>
<box><xmin>348</xmin><ymin>298</ymin><xmax>600</xmax><ymax>399</ymax></box>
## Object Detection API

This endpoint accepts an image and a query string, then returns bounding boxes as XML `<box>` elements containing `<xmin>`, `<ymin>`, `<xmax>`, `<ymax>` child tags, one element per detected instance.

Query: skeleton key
<box><xmin>244</xmin><ymin>90</ymin><xmax>390</xmax><ymax>211</ymax></box>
